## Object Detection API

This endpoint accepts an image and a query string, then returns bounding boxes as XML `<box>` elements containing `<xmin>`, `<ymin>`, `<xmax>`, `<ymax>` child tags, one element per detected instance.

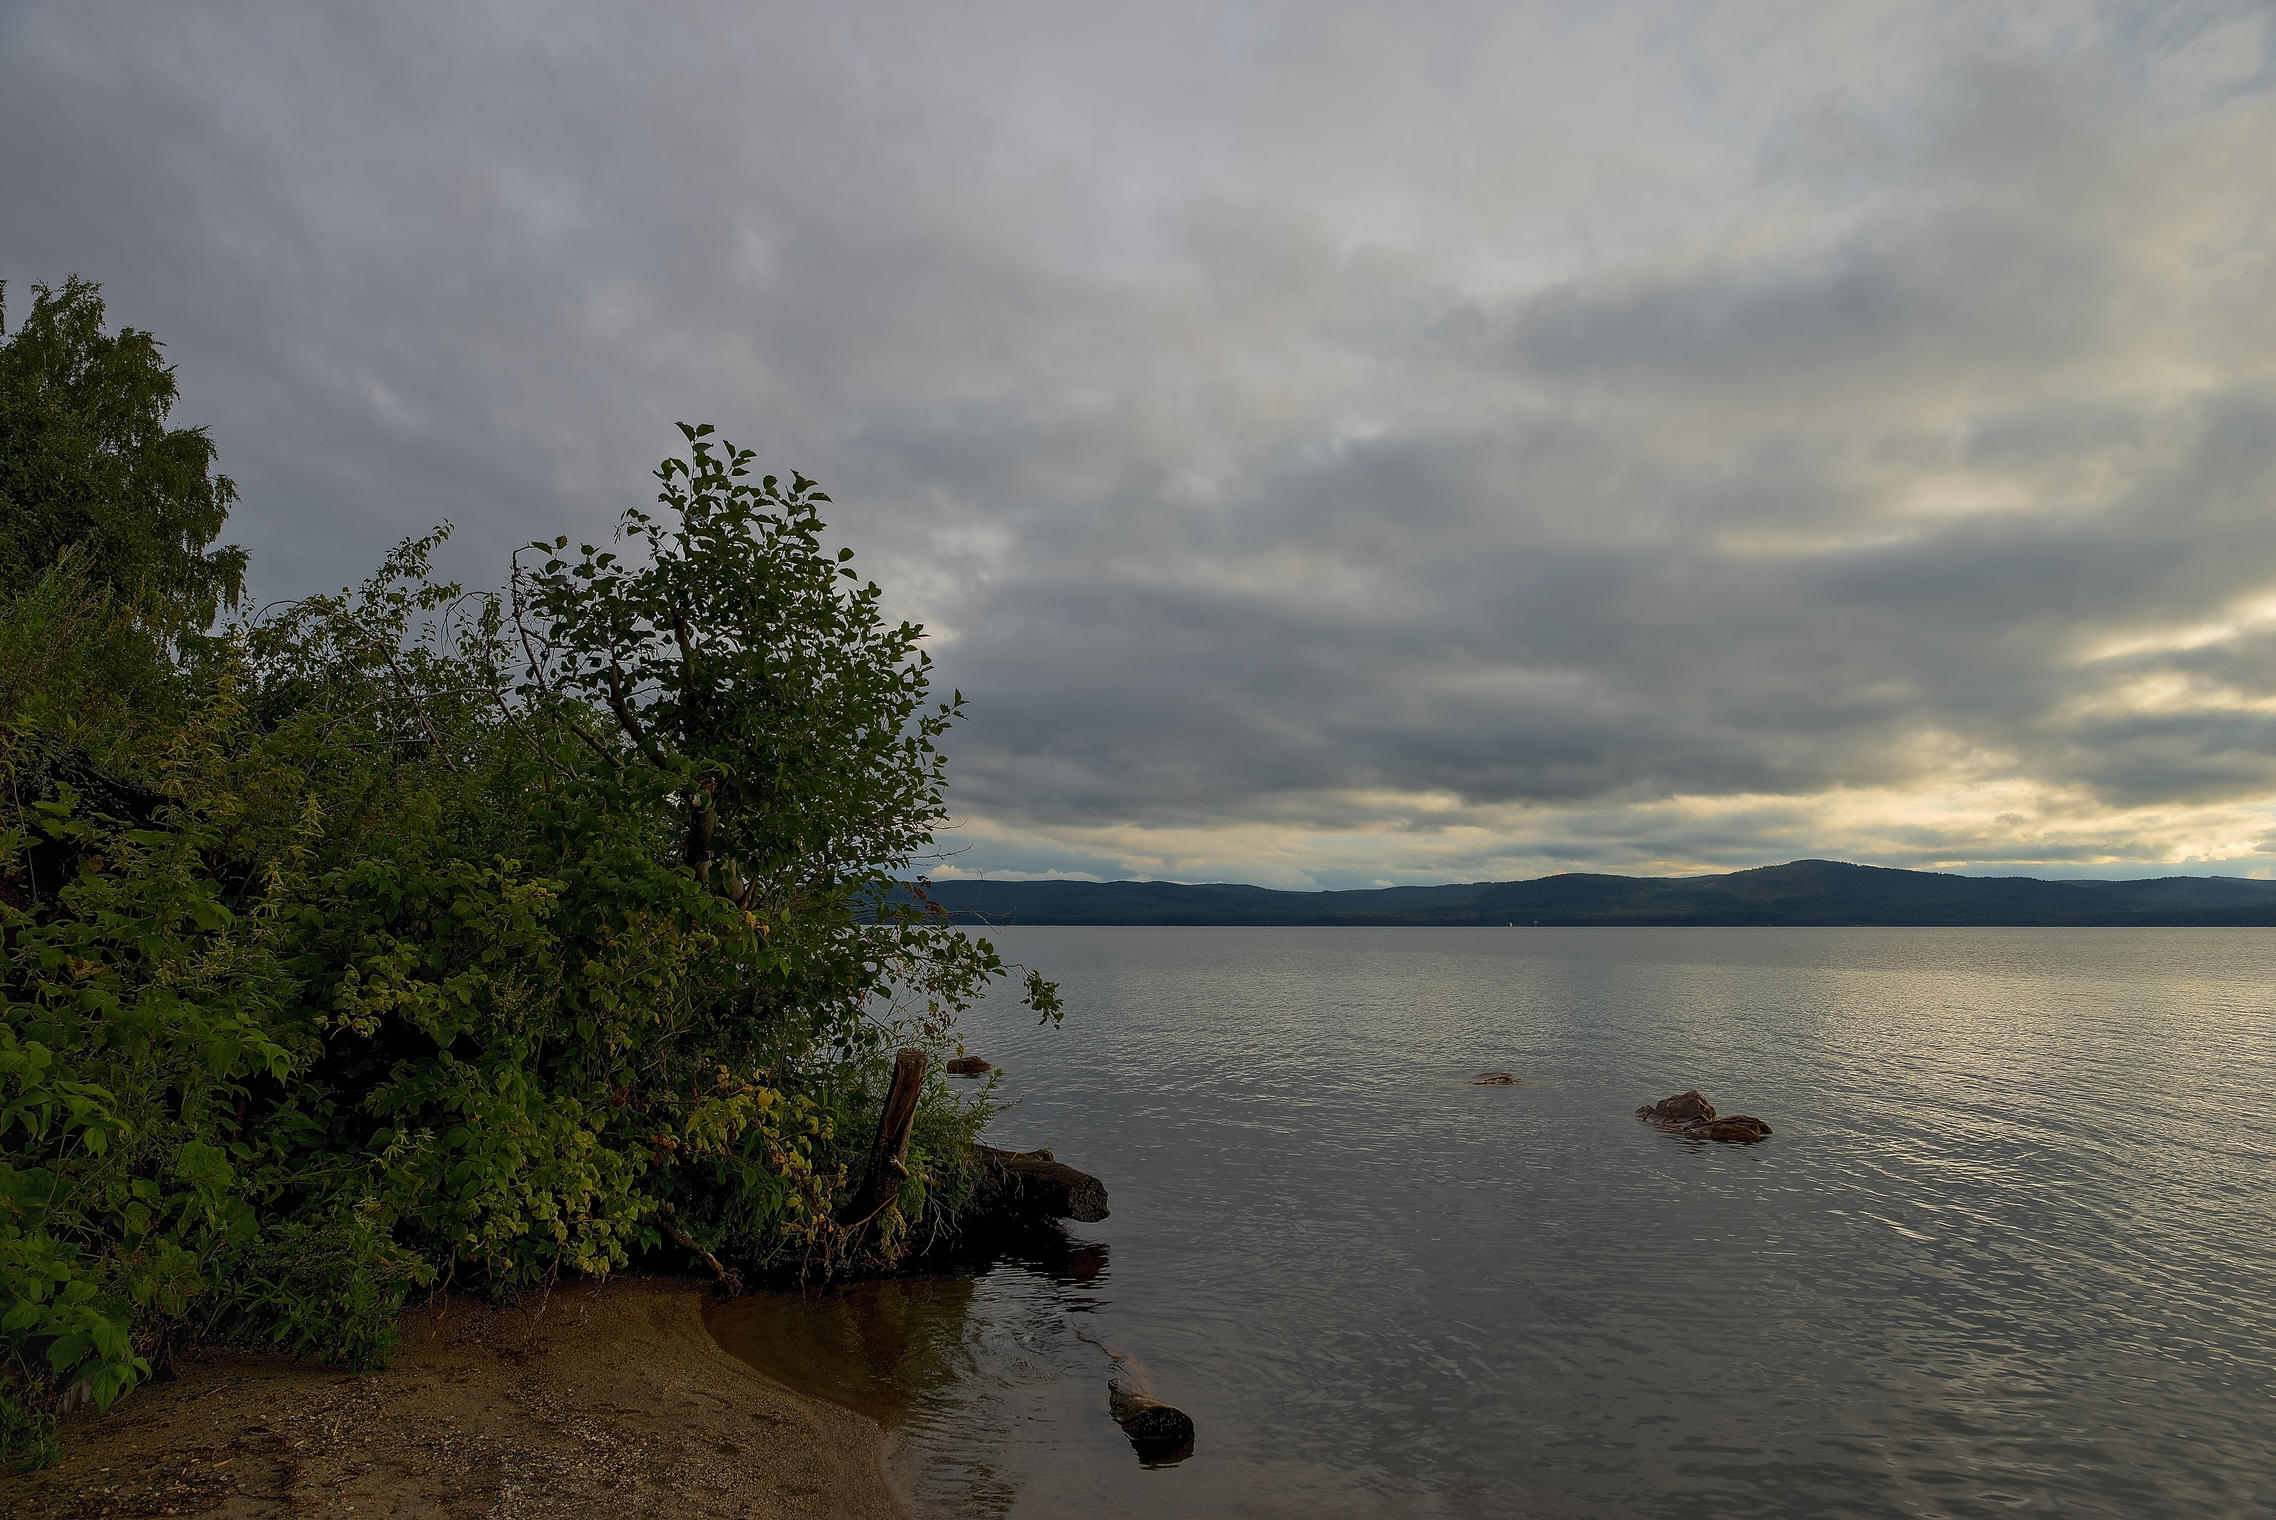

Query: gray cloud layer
<box><xmin>6</xmin><ymin>1</ymin><xmax>2275</xmax><ymax>885</ymax></box>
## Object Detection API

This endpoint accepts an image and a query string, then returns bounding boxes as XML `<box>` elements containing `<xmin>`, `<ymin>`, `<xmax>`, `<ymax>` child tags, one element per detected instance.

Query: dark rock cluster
<box><xmin>1635</xmin><ymin>1089</ymin><xmax>1772</xmax><ymax>1143</ymax></box>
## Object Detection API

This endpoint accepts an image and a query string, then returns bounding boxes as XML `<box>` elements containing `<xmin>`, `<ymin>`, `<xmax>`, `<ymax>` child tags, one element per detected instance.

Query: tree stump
<box><xmin>843</xmin><ymin>1048</ymin><xmax>927</xmax><ymax>1236</ymax></box>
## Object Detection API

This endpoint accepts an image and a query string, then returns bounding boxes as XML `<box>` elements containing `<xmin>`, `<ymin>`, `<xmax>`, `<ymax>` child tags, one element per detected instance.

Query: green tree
<box><xmin>3</xmin><ymin>397</ymin><xmax>1053</xmax><ymax>1469</ymax></box>
<box><xmin>519</xmin><ymin>425</ymin><xmax>1033</xmax><ymax>1046</ymax></box>
<box><xmin>511</xmin><ymin>425</ymin><xmax>1059</xmax><ymax>1254</ymax></box>
<box><xmin>0</xmin><ymin>277</ymin><xmax>246</xmax><ymax>636</ymax></box>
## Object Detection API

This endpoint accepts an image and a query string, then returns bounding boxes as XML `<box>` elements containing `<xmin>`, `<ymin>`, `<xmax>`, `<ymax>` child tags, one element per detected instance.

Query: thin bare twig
<box><xmin>605</xmin><ymin>664</ymin><xmax>663</xmax><ymax>766</ymax></box>
<box><xmin>659</xmin><ymin>1217</ymin><xmax>740</xmax><ymax>1292</ymax></box>
<box><xmin>508</xmin><ymin>550</ymin><xmax>555</xmax><ymax>697</ymax></box>
<box><xmin>486</xmin><ymin>686</ymin><xmax>572</xmax><ymax>783</ymax></box>
<box><xmin>382</xmin><ymin>650</ymin><xmax>460</xmax><ymax>774</ymax></box>
<box><xmin>553</xmin><ymin>707</ymin><xmax>624</xmax><ymax>771</ymax></box>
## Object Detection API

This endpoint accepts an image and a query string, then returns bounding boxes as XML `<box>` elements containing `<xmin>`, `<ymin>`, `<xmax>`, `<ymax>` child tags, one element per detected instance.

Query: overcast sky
<box><xmin>7</xmin><ymin>2</ymin><xmax>2276</xmax><ymax>887</ymax></box>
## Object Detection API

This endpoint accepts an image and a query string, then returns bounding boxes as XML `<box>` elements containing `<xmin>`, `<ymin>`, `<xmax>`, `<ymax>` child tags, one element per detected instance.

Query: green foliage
<box><xmin>0</xmin><ymin>277</ymin><xmax>246</xmax><ymax>636</ymax></box>
<box><xmin>1</xmin><ymin>353</ymin><xmax>1055</xmax><ymax>1462</ymax></box>
<box><xmin>524</xmin><ymin>426</ymin><xmax>956</xmax><ymax>914</ymax></box>
<box><xmin>0</xmin><ymin>714</ymin><xmax>349</xmax><ymax>1460</ymax></box>
<box><xmin>519</xmin><ymin>424</ymin><xmax>1057</xmax><ymax>1047</ymax></box>
<box><xmin>0</xmin><ymin>552</ymin><xmax>176</xmax><ymax>751</ymax></box>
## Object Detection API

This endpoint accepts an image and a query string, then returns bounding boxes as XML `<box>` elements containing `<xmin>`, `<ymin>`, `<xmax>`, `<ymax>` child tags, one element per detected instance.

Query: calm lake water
<box><xmin>709</xmin><ymin>927</ymin><xmax>2276</xmax><ymax>1518</ymax></box>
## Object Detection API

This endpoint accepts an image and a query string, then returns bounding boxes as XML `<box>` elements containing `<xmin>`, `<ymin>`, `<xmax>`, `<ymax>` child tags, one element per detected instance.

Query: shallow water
<box><xmin>709</xmin><ymin>927</ymin><xmax>2276</xmax><ymax>1518</ymax></box>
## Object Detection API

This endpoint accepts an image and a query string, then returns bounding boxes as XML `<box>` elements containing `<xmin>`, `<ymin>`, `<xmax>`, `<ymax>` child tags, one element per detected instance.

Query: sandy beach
<box><xmin>2</xmin><ymin>1277</ymin><xmax>905</xmax><ymax>1520</ymax></box>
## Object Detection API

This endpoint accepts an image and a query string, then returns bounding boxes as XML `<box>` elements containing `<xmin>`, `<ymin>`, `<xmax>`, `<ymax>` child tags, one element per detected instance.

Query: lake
<box><xmin>708</xmin><ymin>927</ymin><xmax>2276</xmax><ymax>1518</ymax></box>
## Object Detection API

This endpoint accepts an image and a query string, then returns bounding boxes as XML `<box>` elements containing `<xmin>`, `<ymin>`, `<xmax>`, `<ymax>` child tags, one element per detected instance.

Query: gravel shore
<box><xmin>3</xmin><ymin>1277</ymin><xmax>906</xmax><ymax>1519</ymax></box>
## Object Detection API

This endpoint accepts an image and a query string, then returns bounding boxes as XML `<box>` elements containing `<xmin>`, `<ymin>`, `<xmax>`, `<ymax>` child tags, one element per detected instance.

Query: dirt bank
<box><xmin>2</xmin><ymin>1277</ymin><xmax>906</xmax><ymax>1520</ymax></box>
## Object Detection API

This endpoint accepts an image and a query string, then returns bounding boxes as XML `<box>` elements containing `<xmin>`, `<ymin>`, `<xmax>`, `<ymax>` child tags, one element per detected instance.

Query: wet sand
<box><xmin>2</xmin><ymin>1277</ymin><xmax>905</xmax><ymax>1520</ymax></box>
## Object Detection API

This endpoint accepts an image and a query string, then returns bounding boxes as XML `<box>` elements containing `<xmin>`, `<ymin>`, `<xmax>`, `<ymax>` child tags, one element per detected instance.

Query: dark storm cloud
<box><xmin>6</xmin><ymin>1</ymin><xmax>2275</xmax><ymax>884</ymax></box>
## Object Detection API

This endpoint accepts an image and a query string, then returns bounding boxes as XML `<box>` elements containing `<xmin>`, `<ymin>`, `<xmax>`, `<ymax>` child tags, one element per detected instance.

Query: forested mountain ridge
<box><xmin>904</xmin><ymin>860</ymin><xmax>2276</xmax><ymax>926</ymax></box>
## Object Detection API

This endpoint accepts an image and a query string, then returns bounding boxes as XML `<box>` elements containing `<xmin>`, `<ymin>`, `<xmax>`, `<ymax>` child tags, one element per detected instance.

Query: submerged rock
<box><xmin>1689</xmin><ymin>1115</ymin><xmax>1773</xmax><ymax>1142</ymax></box>
<box><xmin>1635</xmin><ymin>1089</ymin><xmax>1717</xmax><ymax>1127</ymax></box>
<box><xmin>945</xmin><ymin>1055</ymin><xmax>995</xmax><ymax>1076</ymax></box>
<box><xmin>1635</xmin><ymin>1090</ymin><xmax>1773</xmax><ymax>1143</ymax></box>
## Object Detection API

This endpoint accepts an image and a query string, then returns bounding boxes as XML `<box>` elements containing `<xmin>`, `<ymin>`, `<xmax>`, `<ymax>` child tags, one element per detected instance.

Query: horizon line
<box><xmin>911</xmin><ymin>858</ymin><xmax>2276</xmax><ymax>892</ymax></box>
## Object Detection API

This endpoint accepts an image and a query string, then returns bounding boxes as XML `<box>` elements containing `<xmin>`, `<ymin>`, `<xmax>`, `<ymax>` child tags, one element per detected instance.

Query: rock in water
<box><xmin>1689</xmin><ymin>1115</ymin><xmax>1773</xmax><ymax>1142</ymax></box>
<box><xmin>945</xmin><ymin>1055</ymin><xmax>995</xmax><ymax>1076</ymax></box>
<box><xmin>1635</xmin><ymin>1090</ymin><xmax>1774</xmax><ymax>1142</ymax></box>
<box><xmin>1109</xmin><ymin>1380</ymin><xmax>1195</xmax><ymax>1462</ymax></box>
<box><xmin>1635</xmin><ymin>1089</ymin><xmax>1717</xmax><ymax>1127</ymax></box>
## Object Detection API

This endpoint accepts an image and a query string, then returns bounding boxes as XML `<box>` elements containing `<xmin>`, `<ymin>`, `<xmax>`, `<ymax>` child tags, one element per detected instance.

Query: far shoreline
<box><xmin>903</xmin><ymin>859</ymin><xmax>2276</xmax><ymax>927</ymax></box>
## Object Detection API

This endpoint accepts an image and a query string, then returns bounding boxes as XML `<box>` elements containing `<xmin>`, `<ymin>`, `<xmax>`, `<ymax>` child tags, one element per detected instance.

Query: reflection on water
<box><xmin>707</xmin><ymin>1230</ymin><xmax>1136</xmax><ymax>1516</ymax></box>
<box><xmin>712</xmin><ymin>928</ymin><xmax>2276</xmax><ymax>1518</ymax></box>
<box><xmin>707</xmin><ymin>1270</ymin><xmax>980</xmax><ymax>1428</ymax></box>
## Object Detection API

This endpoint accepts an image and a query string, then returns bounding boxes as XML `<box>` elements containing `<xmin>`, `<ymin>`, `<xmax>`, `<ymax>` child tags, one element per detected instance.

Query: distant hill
<box><xmin>898</xmin><ymin>860</ymin><xmax>2276</xmax><ymax>926</ymax></box>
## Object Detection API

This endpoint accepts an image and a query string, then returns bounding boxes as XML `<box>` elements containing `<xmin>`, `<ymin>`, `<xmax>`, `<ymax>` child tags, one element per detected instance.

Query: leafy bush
<box><xmin>1</xmin><ymin>288</ymin><xmax>1055</xmax><ymax>1465</ymax></box>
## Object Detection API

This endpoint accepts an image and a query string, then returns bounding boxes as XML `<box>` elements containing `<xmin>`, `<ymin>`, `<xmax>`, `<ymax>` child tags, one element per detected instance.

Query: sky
<box><xmin>6</xmin><ymin>1</ymin><xmax>2276</xmax><ymax>889</ymax></box>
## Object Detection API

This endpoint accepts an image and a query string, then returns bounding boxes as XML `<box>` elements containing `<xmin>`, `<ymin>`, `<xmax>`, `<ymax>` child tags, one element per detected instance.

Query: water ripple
<box><xmin>722</xmin><ymin>928</ymin><xmax>2276</xmax><ymax>1519</ymax></box>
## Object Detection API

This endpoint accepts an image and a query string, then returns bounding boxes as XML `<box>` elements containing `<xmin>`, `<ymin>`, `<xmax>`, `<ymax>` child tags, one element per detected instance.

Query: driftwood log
<box><xmin>842</xmin><ymin>1048</ymin><xmax>928</xmax><ymax>1236</ymax></box>
<box><xmin>973</xmin><ymin>1145</ymin><xmax>1109</xmax><ymax>1223</ymax></box>
<box><xmin>1109</xmin><ymin>1379</ymin><xmax>1195</xmax><ymax>1461</ymax></box>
